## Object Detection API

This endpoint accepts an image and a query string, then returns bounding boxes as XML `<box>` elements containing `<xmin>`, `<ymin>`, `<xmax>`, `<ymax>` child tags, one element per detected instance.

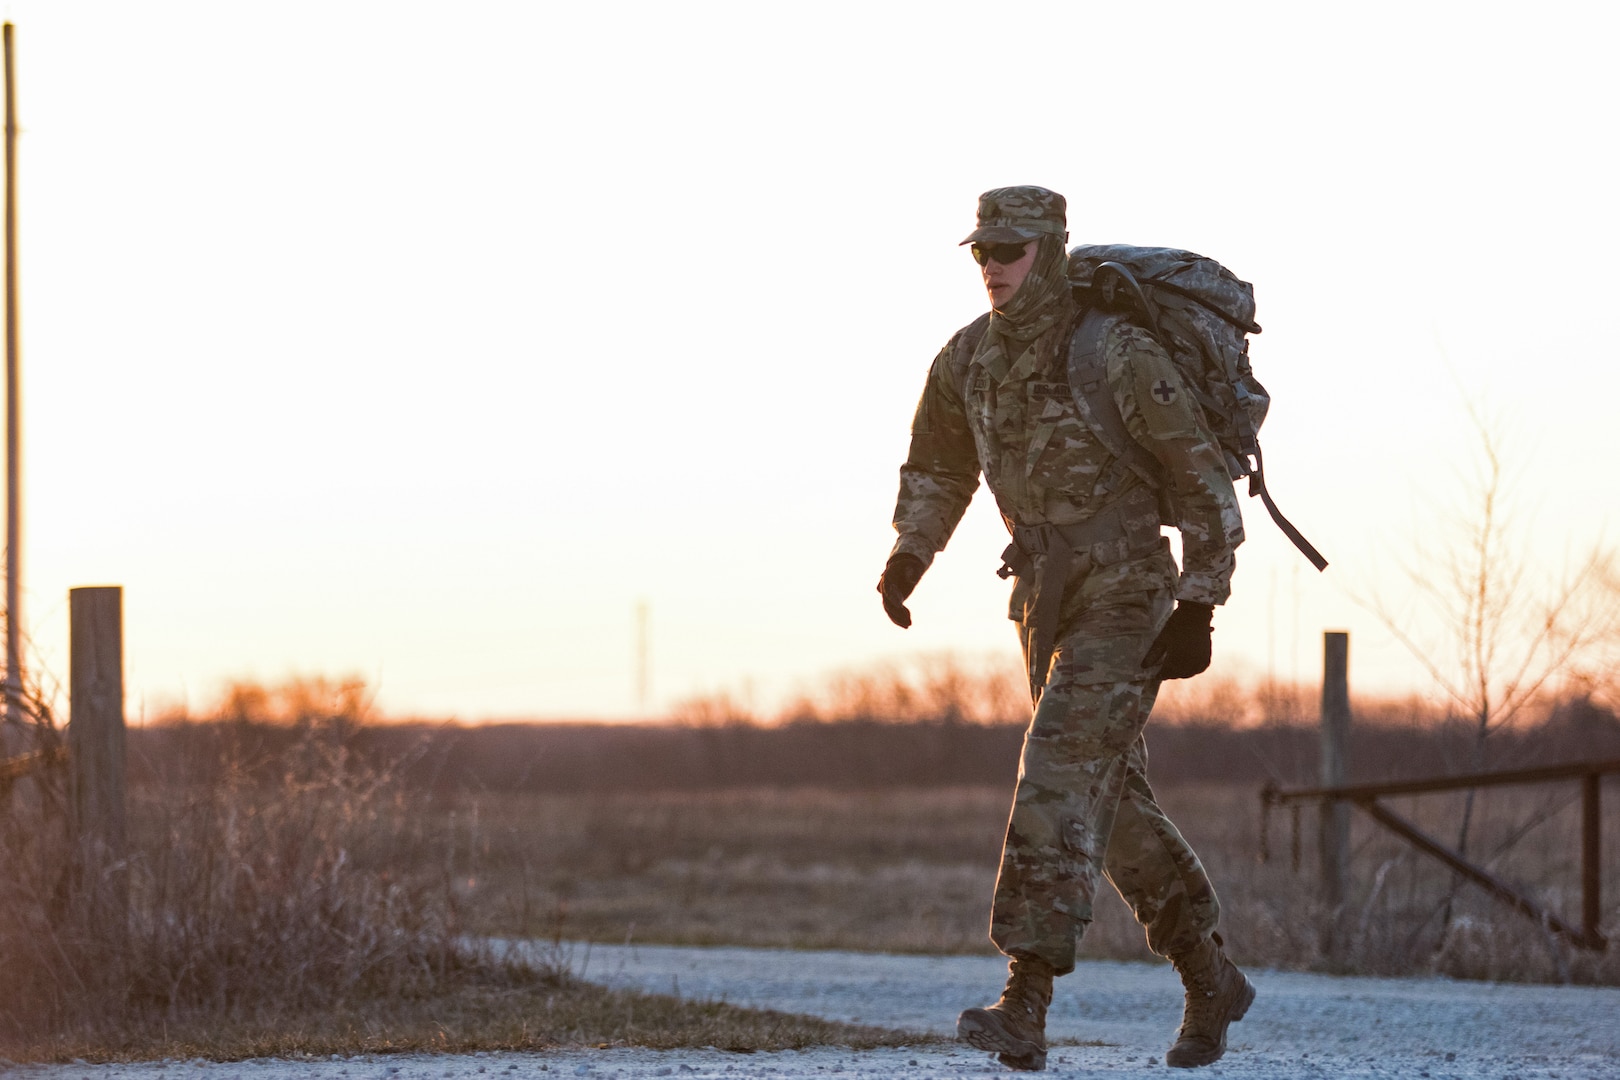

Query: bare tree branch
<box><xmin>1359</xmin><ymin>401</ymin><xmax>1619</xmax><ymax>769</ymax></box>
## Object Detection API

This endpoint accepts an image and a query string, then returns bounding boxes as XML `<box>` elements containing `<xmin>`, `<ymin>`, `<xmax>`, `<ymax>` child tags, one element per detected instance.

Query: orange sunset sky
<box><xmin>6</xmin><ymin>1</ymin><xmax>1617</xmax><ymax>720</ymax></box>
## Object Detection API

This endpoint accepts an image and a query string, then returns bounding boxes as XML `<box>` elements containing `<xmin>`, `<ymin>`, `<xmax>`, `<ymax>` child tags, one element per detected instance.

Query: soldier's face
<box><xmin>980</xmin><ymin>240</ymin><xmax>1038</xmax><ymax>311</ymax></box>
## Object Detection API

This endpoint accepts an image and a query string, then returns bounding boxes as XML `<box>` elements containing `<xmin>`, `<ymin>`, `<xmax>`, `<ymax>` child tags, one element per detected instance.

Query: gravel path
<box><xmin>564</xmin><ymin>942</ymin><xmax>1620</xmax><ymax>1061</ymax></box>
<box><xmin>8</xmin><ymin>942</ymin><xmax>1618</xmax><ymax>1079</ymax></box>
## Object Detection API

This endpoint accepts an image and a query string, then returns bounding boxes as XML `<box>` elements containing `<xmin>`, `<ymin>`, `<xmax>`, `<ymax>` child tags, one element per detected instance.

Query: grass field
<box><xmin>6</xmin><ymin>704</ymin><xmax>1616</xmax><ymax>1061</ymax></box>
<box><xmin>0</xmin><ymin>726</ymin><xmax>930</xmax><ymax>1062</ymax></box>
<box><xmin>430</xmin><ymin>781</ymin><xmax>1620</xmax><ymax>985</ymax></box>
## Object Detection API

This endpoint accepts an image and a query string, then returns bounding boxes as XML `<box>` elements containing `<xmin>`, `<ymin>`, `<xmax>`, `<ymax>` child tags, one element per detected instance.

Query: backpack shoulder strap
<box><xmin>1066</xmin><ymin>307</ymin><xmax>1164</xmax><ymax>495</ymax></box>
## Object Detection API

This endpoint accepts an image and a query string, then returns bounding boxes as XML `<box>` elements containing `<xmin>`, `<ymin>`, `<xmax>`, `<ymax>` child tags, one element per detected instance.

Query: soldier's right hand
<box><xmin>877</xmin><ymin>553</ymin><xmax>926</xmax><ymax>629</ymax></box>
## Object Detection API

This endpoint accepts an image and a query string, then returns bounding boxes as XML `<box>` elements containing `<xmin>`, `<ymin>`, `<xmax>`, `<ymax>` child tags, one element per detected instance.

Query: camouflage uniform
<box><xmin>889</xmin><ymin>187</ymin><xmax>1244</xmax><ymax>976</ymax></box>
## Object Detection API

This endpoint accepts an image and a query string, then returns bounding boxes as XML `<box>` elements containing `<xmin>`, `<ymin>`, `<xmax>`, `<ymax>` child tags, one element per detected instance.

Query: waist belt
<box><xmin>998</xmin><ymin>485</ymin><xmax>1163</xmax><ymax>704</ymax></box>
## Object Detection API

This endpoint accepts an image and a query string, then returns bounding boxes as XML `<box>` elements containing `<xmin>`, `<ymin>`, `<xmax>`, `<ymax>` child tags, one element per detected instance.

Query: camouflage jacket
<box><xmin>890</xmin><ymin>306</ymin><xmax>1244</xmax><ymax>606</ymax></box>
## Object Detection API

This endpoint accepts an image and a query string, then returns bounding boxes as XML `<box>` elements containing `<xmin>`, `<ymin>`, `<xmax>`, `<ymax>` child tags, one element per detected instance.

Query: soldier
<box><xmin>877</xmin><ymin>186</ymin><xmax>1255</xmax><ymax>1071</ymax></box>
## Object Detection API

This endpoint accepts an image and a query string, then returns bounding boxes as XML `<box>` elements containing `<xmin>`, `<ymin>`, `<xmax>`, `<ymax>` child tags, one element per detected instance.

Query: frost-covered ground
<box><xmin>8</xmin><ymin>942</ymin><xmax>1618</xmax><ymax>1079</ymax></box>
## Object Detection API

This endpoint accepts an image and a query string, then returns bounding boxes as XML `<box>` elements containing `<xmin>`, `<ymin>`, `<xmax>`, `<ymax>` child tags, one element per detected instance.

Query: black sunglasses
<box><xmin>970</xmin><ymin>241</ymin><xmax>1033</xmax><ymax>267</ymax></box>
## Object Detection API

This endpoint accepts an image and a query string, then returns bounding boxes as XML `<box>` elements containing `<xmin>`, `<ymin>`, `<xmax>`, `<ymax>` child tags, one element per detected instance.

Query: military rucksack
<box><xmin>1065</xmin><ymin>244</ymin><xmax>1327</xmax><ymax>571</ymax></box>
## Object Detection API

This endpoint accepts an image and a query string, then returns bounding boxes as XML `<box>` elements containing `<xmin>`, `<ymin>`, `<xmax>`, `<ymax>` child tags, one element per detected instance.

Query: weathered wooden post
<box><xmin>69</xmin><ymin>586</ymin><xmax>126</xmax><ymax>896</ymax></box>
<box><xmin>1319</xmin><ymin>631</ymin><xmax>1351</xmax><ymax>912</ymax></box>
<box><xmin>1583</xmin><ymin>771</ymin><xmax>1603</xmax><ymax>948</ymax></box>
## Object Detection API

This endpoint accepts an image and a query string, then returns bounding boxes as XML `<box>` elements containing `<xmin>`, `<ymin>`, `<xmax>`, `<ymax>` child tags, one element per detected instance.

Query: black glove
<box><xmin>876</xmin><ymin>553</ymin><xmax>926</xmax><ymax>629</ymax></box>
<box><xmin>1143</xmin><ymin>602</ymin><xmax>1214</xmax><ymax>680</ymax></box>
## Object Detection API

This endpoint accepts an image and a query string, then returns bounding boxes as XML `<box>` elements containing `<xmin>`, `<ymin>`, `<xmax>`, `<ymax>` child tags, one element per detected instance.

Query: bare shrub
<box><xmin>0</xmin><ymin>678</ymin><xmax>480</xmax><ymax>1056</ymax></box>
<box><xmin>666</xmin><ymin>652</ymin><xmax>1029</xmax><ymax>728</ymax></box>
<box><xmin>1151</xmin><ymin>674</ymin><xmax>1261</xmax><ymax>727</ymax></box>
<box><xmin>214</xmin><ymin>673</ymin><xmax>373</xmax><ymax>730</ymax></box>
<box><xmin>667</xmin><ymin>688</ymin><xmax>760</xmax><ymax>727</ymax></box>
<box><xmin>779</xmin><ymin>653</ymin><xmax>1027</xmax><ymax>725</ymax></box>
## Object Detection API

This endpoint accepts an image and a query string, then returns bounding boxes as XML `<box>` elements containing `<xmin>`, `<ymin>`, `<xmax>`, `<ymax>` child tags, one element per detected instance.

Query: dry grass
<box><xmin>0</xmin><ymin>712</ymin><xmax>923</xmax><ymax>1063</ymax></box>
<box><xmin>6</xmin><ymin>665</ymin><xmax>1616</xmax><ymax>1063</ymax></box>
<box><xmin>451</xmin><ymin>787</ymin><xmax>1007</xmax><ymax>954</ymax></box>
<box><xmin>8</xmin><ymin>972</ymin><xmax>925</xmax><ymax>1064</ymax></box>
<box><xmin>441</xmin><ymin>782</ymin><xmax>1620</xmax><ymax>984</ymax></box>
<box><xmin>443</xmin><ymin>787</ymin><xmax>1005</xmax><ymax>954</ymax></box>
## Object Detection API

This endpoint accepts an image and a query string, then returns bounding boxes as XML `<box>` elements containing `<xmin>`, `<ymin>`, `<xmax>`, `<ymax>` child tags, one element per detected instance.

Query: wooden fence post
<box><xmin>69</xmin><ymin>586</ymin><xmax>126</xmax><ymax>890</ymax></box>
<box><xmin>1583</xmin><ymin>772</ymin><xmax>1602</xmax><ymax>947</ymax></box>
<box><xmin>1320</xmin><ymin>631</ymin><xmax>1351</xmax><ymax>912</ymax></box>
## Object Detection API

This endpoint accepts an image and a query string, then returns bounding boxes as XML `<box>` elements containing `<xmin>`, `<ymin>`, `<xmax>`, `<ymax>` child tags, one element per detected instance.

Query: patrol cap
<box><xmin>960</xmin><ymin>185</ymin><xmax>1069</xmax><ymax>246</ymax></box>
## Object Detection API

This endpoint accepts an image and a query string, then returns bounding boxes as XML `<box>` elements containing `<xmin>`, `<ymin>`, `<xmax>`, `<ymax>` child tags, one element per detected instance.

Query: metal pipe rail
<box><xmin>1260</xmin><ymin>757</ymin><xmax>1619</xmax><ymax>951</ymax></box>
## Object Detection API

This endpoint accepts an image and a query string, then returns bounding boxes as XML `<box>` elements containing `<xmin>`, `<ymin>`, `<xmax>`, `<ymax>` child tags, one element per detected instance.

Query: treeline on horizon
<box><xmin>124</xmin><ymin>667</ymin><xmax>1620</xmax><ymax>795</ymax></box>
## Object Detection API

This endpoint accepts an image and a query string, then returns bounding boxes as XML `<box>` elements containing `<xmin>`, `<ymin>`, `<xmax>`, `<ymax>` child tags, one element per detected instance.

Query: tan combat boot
<box><xmin>955</xmin><ymin>954</ymin><xmax>1054</xmax><ymax>1072</ymax></box>
<box><xmin>1165</xmin><ymin>933</ymin><xmax>1256</xmax><ymax>1068</ymax></box>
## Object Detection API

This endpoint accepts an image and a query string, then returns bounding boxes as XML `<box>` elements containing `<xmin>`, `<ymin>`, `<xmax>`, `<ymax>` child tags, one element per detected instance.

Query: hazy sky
<box><xmin>7</xmin><ymin>1</ymin><xmax>1617</xmax><ymax>720</ymax></box>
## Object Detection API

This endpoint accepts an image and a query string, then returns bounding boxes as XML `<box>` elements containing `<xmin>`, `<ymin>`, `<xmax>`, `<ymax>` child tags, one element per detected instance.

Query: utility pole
<box><xmin>634</xmin><ymin>600</ymin><xmax>650</xmax><ymax>715</ymax></box>
<box><xmin>4</xmin><ymin>22</ymin><xmax>21</xmax><ymax>726</ymax></box>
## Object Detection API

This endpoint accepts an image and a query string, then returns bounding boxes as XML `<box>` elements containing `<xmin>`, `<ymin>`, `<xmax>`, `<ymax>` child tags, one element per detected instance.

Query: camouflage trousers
<box><xmin>992</xmin><ymin>558</ymin><xmax>1221</xmax><ymax>975</ymax></box>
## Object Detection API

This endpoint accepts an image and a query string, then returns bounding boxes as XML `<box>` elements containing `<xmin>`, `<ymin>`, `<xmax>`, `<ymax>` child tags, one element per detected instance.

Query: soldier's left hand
<box><xmin>1143</xmin><ymin>601</ymin><xmax>1214</xmax><ymax>679</ymax></box>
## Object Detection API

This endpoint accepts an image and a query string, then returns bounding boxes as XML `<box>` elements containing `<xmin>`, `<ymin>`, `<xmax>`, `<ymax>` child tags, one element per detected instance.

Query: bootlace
<box><xmin>1177</xmin><ymin>964</ymin><xmax>1223</xmax><ymax>1036</ymax></box>
<box><xmin>1001</xmin><ymin>966</ymin><xmax>1050</xmax><ymax>1024</ymax></box>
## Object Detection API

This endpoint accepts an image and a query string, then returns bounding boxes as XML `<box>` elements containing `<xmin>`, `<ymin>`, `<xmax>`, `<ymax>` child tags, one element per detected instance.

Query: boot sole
<box><xmin>1166</xmin><ymin>974</ymin><xmax>1256</xmax><ymax>1069</ymax></box>
<box><xmin>956</xmin><ymin>1008</ymin><xmax>1047</xmax><ymax>1071</ymax></box>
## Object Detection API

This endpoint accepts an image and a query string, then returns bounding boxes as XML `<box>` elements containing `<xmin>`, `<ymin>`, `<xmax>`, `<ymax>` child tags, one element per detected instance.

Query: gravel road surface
<box><xmin>8</xmin><ymin>942</ymin><xmax>1617</xmax><ymax>1079</ymax></box>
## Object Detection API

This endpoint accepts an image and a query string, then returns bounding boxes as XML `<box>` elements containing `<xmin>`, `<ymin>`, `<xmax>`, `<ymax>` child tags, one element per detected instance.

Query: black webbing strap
<box><xmin>1003</xmin><ymin>485</ymin><xmax>1163</xmax><ymax>703</ymax></box>
<box><xmin>1247</xmin><ymin>444</ymin><xmax>1329</xmax><ymax>571</ymax></box>
<box><xmin>1023</xmin><ymin>535</ymin><xmax>1073</xmax><ymax>705</ymax></box>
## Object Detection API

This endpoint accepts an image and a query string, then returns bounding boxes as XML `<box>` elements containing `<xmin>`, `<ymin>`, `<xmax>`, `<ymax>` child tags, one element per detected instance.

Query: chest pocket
<box><xmin>1026</xmin><ymin>382</ymin><xmax>1070</xmax><ymax>446</ymax></box>
<box><xmin>1025</xmin><ymin>380</ymin><xmax>1104</xmax><ymax>494</ymax></box>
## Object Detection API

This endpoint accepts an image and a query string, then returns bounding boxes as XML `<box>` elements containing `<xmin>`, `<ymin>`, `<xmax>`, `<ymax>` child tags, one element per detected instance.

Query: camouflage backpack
<box><xmin>1066</xmin><ymin>244</ymin><xmax>1327</xmax><ymax>571</ymax></box>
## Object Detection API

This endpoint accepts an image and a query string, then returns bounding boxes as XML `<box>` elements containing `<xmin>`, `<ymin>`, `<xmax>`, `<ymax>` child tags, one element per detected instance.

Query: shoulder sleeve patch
<box><xmin>1107</xmin><ymin>324</ymin><xmax>1201</xmax><ymax>440</ymax></box>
